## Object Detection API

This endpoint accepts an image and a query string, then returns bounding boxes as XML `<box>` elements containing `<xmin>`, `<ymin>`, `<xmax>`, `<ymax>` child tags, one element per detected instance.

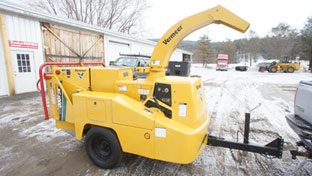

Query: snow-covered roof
<box><xmin>0</xmin><ymin>0</ymin><xmax>192</xmax><ymax>55</ymax></box>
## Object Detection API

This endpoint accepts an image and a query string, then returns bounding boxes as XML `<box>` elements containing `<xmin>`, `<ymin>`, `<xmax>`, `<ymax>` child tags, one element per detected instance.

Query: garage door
<box><xmin>108</xmin><ymin>40</ymin><xmax>131</xmax><ymax>62</ymax></box>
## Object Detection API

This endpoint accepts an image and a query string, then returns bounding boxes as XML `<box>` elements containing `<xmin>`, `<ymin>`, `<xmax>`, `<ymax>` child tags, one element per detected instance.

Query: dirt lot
<box><xmin>0</xmin><ymin>66</ymin><xmax>311</xmax><ymax>176</ymax></box>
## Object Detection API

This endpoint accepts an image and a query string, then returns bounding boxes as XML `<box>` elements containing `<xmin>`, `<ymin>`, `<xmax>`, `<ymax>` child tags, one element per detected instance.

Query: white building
<box><xmin>0</xmin><ymin>0</ymin><xmax>192</xmax><ymax>96</ymax></box>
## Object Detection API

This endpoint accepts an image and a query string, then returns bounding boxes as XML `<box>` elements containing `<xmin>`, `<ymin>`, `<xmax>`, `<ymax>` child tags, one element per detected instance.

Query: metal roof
<box><xmin>0</xmin><ymin>0</ymin><xmax>192</xmax><ymax>55</ymax></box>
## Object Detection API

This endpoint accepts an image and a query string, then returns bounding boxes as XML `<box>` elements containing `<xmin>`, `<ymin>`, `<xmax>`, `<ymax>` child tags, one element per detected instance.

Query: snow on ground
<box><xmin>0</xmin><ymin>65</ymin><xmax>311</xmax><ymax>175</ymax></box>
<box><xmin>19</xmin><ymin>119</ymin><xmax>71</xmax><ymax>143</ymax></box>
<box><xmin>191</xmin><ymin>64</ymin><xmax>312</xmax><ymax>175</ymax></box>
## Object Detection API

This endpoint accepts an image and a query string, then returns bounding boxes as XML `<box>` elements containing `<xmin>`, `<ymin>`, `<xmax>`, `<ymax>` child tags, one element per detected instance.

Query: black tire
<box><xmin>286</xmin><ymin>66</ymin><xmax>295</xmax><ymax>73</ymax></box>
<box><xmin>86</xmin><ymin>127</ymin><xmax>123</xmax><ymax>169</ymax></box>
<box><xmin>268</xmin><ymin>66</ymin><xmax>278</xmax><ymax>73</ymax></box>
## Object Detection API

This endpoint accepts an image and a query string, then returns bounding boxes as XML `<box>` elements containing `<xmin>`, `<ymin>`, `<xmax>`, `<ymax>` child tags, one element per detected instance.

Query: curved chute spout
<box><xmin>147</xmin><ymin>5</ymin><xmax>249</xmax><ymax>80</ymax></box>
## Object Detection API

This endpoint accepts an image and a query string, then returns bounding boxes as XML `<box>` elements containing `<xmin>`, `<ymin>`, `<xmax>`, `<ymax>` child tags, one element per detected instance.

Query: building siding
<box><xmin>104</xmin><ymin>35</ymin><xmax>188</xmax><ymax>65</ymax></box>
<box><xmin>4</xmin><ymin>14</ymin><xmax>44</xmax><ymax>94</ymax></box>
<box><xmin>0</xmin><ymin>32</ymin><xmax>9</xmax><ymax>96</ymax></box>
<box><xmin>0</xmin><ymin>1</ymin><xmax>192</xmax><ymax>95</ymax></box>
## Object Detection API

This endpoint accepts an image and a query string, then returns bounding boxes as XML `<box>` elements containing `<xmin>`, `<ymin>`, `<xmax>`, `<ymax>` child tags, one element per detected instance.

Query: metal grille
<box><xmin>17</xmin><ymin>54</ymin><xmax>31</xmax><ymax>72</ymax></box>
<box><xmin>57</xmin><ymin>87</ymin><xmax>63</xmax><ymax>120</ymax></box>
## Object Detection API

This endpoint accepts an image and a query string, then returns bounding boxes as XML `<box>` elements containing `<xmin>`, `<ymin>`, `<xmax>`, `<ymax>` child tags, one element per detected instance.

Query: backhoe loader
<box><xmin>39</xmin><ymin>5</ymin><xmax>250</xmax><ymax>168</ymax></box>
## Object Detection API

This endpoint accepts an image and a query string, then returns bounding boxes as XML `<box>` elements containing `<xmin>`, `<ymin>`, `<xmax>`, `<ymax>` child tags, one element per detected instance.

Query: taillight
<box><xmin>294</xmin><ymin>87</ymin><xmax>298</xmax><ymax>110</ymax></box>
<box><xmin>55</xmin><ymin>70</ymin><xmax>61</xmax><ymax>75</ymax></box>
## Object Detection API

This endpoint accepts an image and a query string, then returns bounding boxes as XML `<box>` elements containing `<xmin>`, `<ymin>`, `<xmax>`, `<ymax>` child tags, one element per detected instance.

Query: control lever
<box><xmin>145</xmin><ymin>97</ymin><xmax>172</xmax><ymax>119</ymax></box>
<box><xmin>153</xmin><ymin>97</ymin><xmax>161</xmax><ymax>109</ymax></box>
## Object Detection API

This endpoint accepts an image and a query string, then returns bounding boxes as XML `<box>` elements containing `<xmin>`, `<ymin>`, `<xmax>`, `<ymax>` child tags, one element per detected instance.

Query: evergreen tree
<box><xmin>194</xmin><ymin>34</ymin><xmax>215</xmax><ymax>66</ymax></box>
<box><xmin>300</xmin><ymin>16</ymin><xmax>312</xmax><ymax>71</ymax></box>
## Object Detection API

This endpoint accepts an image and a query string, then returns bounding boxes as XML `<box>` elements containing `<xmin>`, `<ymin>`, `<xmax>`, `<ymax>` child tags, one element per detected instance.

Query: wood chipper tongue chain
<box><xmin>38</xmin><ymin>5</ymin><xmax>285</xmax><ymax>169</ymax></box>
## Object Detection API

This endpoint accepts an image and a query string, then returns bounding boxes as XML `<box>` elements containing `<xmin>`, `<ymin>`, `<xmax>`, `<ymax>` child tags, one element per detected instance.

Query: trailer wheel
<box><xmin>86</xmin><ymin>127</ymin><xmax>123</xmax><ymax>169</ymax></box>
<box><xmin>286</xmin><ymin>66</ymin><xmax>295</xmax><ymax>73</ymax></box>
<box><xmin>268</xmin><ymin>66</ymin><xmax>277</xmax><ymax>73</ymax></box>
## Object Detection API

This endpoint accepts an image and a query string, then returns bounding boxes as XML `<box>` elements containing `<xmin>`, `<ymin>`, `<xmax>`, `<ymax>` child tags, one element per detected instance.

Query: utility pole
<box><xmin>0</xmin><ymin>14</ymin><xmax>15</xmax><ymax>96</ymax></box>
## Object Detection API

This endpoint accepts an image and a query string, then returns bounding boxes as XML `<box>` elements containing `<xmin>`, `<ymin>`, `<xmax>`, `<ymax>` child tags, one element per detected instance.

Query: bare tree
<box><xmin>219</xmin><ymin>39</ymin><xmax>236</xmax><ymax>63</ymax></box>
<box><xmin>233</xmin><ymin>38</ymin><xmax>248</xmax><ymax>64</ymax></box>
<box><xmin>29</xmin><ymin>0</ymin><xmax>149</xmax><ymax>34</ymax></box>
<box><xmin>246</xmin><ymin>30</ymin><xmax>260</xmax><ymax>66</ymax></box>
<box><xmin>265</xmin><ymin>23</ymin><xmax>299</xmax><ymax>60</ymax></box>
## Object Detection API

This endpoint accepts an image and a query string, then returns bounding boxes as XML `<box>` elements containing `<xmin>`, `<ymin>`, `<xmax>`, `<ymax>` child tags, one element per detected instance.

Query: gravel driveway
<box><xmin>0</xmin><ymin>66</ymin><xmax>311</xmax><ymax>176</ymax></box>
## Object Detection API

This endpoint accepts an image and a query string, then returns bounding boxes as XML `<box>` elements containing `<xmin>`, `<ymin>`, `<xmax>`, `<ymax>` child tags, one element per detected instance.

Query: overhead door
<box><xmin>108</xmin><ymin>40</ymin><xmax>131</xmax><ymax>62</ymax></box>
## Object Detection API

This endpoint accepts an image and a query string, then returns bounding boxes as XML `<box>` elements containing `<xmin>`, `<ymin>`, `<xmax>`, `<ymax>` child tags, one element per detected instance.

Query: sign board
<box><xmin>9</xmin><ymin>40</ymin><xmax>38</xmax><ymax>49</ymax></box>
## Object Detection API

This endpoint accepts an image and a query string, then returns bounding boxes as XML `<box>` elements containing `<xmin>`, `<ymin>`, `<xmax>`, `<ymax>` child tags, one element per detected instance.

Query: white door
<box><xmin>11</xmin><ymin>51</ymin><xmax>37</xmax><ymax>94</ymax></box>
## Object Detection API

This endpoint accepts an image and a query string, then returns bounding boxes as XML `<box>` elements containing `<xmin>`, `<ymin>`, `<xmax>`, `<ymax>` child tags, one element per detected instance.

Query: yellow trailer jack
<box><xmin>39</xmin><ymin>5</ymin><xmax>253</xmax><ymax>168</ymax></box>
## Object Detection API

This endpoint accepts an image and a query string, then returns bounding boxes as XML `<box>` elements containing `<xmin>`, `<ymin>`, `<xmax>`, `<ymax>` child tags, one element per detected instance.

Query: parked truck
<box><xmin>286</xmin><ymin>81</ymin><xmax>312</xmax><ymax>159</ymax></box>
<box><xmin>109</xmin><ymin>54</ymin><xmax>150</xmax><ymax>78</ymax></box>
<box><xmin>216</xmin><ymin>54</ymin><xmax>229</xmax><ymax>71</ymax></box>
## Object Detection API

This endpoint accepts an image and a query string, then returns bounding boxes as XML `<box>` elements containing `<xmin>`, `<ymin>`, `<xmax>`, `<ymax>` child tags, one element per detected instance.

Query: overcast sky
<box><xmin>142</xmin><ymin>0</ymin><xmax>312</xmax><ymax>42</ymax></box>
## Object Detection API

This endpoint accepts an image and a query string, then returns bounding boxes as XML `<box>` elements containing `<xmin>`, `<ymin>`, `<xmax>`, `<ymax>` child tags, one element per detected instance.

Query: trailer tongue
<box><xmin>207</xmin><ymin>113</ymin><xmax>284</xmax><ymax>158</ymax></box>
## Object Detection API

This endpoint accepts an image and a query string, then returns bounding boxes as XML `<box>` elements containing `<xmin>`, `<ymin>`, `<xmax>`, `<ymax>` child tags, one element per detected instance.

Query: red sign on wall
<box><xmin>8</xmin><ymin>40</ymin><xmax>38</xmax><ymax>49</ymax></box>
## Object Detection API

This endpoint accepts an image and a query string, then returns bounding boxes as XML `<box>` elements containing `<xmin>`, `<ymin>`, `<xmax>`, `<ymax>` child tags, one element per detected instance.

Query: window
<box><xmin>217</xmin><ymin>59</ymin><xmax>228</xmax><ymax>62</ymax></box>
<box><xmin>183</xmin><ymin>53</ymin><xmax>191</xmax><ymax>61</ymax></box>
<box><xmin>113</xmin><ymin>57</ymin><xmax>138</xmax><ymax>67</ymax></box>
<box><xmin>17</xmin><ymin>54</ymin><xmax>31</xmax><ymax>72</ymax></box>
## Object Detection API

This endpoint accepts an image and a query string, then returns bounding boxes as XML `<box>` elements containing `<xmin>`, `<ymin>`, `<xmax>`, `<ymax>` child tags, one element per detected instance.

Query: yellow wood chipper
<box><xmin>38</xmin><ymin>6</ymin><xmax>285</xmax><ymax>169</ymax></box>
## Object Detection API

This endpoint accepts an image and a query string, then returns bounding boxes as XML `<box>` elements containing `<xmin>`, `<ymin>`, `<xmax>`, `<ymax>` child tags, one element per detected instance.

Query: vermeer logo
<box><xmin>162</xmin><ymin>25</ymin><xmax>182</xmax><ymax>45</ymax></box>
<box><xmin>75</xmin><ymin>69</ymin><xmax>86</xmax><ymax>79</ymax></box>
<box><xmin>77</xmin><ymin>72</ymin><xmax>85</xmax><ymax>79</ymax></box>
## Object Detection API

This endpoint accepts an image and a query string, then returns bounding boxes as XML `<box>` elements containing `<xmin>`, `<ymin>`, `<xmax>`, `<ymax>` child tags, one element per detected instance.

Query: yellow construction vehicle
<box><xmin>268</xmin><ymin>57</ymin><xmax>300</xmax><ymax>73</ymax></box>
<box><xmin>39</xmin><ymin>5</ymin><xmax>249</xmax><ymax>168</ymax></box>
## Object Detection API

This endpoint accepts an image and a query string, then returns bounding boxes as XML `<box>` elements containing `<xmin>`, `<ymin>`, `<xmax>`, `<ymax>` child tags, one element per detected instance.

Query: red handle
<box><xmin>39</xmin><ymin>62</ymin><xmax>105</xmax><ymax>120</ymax></box>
